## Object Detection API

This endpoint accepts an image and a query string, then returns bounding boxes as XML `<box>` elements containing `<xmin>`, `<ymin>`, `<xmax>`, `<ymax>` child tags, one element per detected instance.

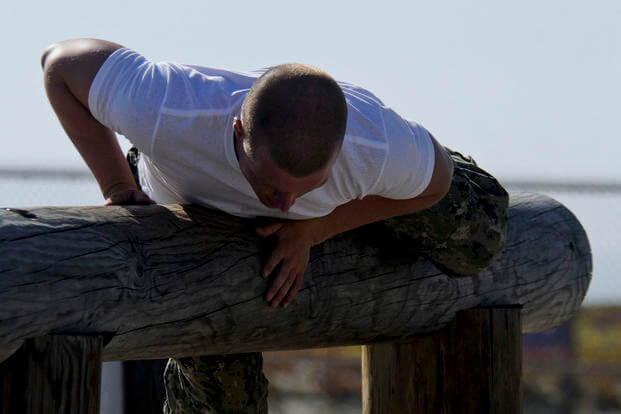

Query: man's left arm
<box><xmin>256</xmin><ymin>134</ymin><xmax>454</xmax><ymax>308</ymax></box>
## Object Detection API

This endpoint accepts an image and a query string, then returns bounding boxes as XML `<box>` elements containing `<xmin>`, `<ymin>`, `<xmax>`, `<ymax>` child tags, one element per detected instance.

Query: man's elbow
<box><xmin>40</xmin><ymin>39</ymin><xmax>124</xmax><ymax>108</ymax></box>
<box><xmin>423</xmin><ymin>132</ymin><xmax>454</xmax><ymax>203</ymax></box>
<box><xmin>428</xmin><ymin>148</ymin><xmax>454</xmax><ymax>204</ymax></box>
<box><xmin>437</xmin><ymin>154</ymin><xmax>454</xmax><ymax>200</ymax></box>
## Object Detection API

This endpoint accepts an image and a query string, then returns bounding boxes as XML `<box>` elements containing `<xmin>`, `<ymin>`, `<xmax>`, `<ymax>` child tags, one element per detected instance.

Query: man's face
<box><xmin>233</xmin><ymin>119</ymin><xmax>333</xmax><ymax>213</ymax></box>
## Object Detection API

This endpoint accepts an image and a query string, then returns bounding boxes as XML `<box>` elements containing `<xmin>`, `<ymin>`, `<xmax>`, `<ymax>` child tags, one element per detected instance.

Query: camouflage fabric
<box><xmin>162</xmin><ymin>353</ymin><xmax>269</xmax><ymax>414</ymax></box>
<box><xmin>128</xmin><ymin>145</ymin><xmax>509</xmax><ymax>413</ymax></box>
<box><xmin>126</xmin><ymin>146</ymin><xmax>141</xmax><ymax>189</ymax></box>
<box><xmin>381</xmin><ymin>147</ymin><xmax>509</xmax><ymax>276</ymax></box>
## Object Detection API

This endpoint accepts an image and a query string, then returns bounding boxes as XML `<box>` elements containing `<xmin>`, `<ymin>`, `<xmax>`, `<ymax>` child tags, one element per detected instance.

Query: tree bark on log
<box><xmin>0</xmin><ymin>335</ymin><xmax>102</xmax><ymax>414</ymax></box>
<box><xmin>0</xmin><ymin>193</ymin><xmax>591</xmax><ymax>362</ymax></box>
<box><xmin>362</xmin><ymin>307</ymin><xmax>522</xmax><ymax>414</ymax></box>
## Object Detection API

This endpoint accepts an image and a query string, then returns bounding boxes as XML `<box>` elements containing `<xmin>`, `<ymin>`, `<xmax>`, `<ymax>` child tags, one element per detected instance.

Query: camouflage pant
<box><xmin>381</xmin><ymin>147</ymin><xmax>509</xmax><ymax>276</ymax></box>
<box><xmin>162</xmin><ymin>353</ymin><xmax>268</xmax><ymax>414</ymax></box>
<box><xmin>129</xmin><ymin>146</ymin><xmax>509</xmax><ymax>413</ymax></box>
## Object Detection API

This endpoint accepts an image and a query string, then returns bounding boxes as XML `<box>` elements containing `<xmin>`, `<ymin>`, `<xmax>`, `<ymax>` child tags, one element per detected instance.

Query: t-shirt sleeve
<box><xmin>88</xmin><ymin>48</ymin><xmax>169</xmax><ymax>156</ymax></box>
<box><xmin>370</xmin><ymin>116</ymin><xmax>435</xmax><ymax>199</ymax></box>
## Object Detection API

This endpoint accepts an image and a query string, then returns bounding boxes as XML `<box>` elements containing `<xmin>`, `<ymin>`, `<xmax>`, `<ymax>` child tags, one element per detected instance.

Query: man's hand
<box><xmin>254</xmin><ymin>134</ymin><xmax>454</xmax><ymax>310</ymax></box>
<box><xmin>104</xmin><ymin>188</ymin><xmax>154</xmax><ymax>206</ymax></box>
<box><xmin>255</xmin><ymin>220</ymin><xmax>318</xmax><ymax>309</ymax></box>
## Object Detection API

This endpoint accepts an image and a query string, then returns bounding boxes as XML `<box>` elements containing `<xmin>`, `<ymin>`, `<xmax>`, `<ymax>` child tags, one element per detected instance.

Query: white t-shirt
<box><xmin>88</xmin><ymin>48</ymin><xmax>434</xmax><ymax>219</ymax></box>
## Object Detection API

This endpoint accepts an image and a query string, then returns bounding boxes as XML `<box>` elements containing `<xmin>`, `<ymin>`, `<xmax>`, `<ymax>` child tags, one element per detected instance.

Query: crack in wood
<box><xmin>0</xmin><ymin>193</ymin><xmax>592</xmax><ymax>360</ymax></box>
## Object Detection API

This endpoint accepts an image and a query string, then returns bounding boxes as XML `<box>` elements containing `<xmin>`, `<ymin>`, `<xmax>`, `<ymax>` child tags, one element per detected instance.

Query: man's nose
<box><xmin>277</xmin><ymin>192</ymin><xmax>296</xmax><ymax>212</ymax></box>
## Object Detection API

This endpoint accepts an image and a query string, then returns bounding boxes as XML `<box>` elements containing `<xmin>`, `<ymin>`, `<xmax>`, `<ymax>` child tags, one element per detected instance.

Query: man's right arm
<box><xmin>41</xmin><ymin>38</ymin><xmax>150</xmax><ymax>204</ymax></box>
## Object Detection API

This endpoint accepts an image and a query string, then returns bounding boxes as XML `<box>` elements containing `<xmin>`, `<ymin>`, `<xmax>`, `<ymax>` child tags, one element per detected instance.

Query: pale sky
<box><xmin>2</xmin><ymin>0</ymin><xmax>619</xmax><ymax>182</ymax></box>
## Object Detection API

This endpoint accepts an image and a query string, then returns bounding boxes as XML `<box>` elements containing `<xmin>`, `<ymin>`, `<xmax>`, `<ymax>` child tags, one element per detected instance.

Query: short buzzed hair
<box><xmin>241</xmin><ymin>63</ymin><xmax>348</xmax><ymax>177</ymax></box>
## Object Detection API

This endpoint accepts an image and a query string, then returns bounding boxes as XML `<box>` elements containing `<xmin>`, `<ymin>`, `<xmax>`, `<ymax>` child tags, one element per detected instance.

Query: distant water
<box><xmin>0</xmin><ymin>174</ymin><xmax>618</xmax><ymax>305</ymax></box>
<box><xmin>0</xmin><ymin>174</ymin><xmax>103</xmax><ymax>207</ymax></box>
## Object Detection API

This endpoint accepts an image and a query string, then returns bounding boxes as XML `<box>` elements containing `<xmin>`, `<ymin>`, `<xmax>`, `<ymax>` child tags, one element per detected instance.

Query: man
<box><xmin>42</xmin><ymin>38</ymin><xmax>508</xmax><ymax>413</ymax></box>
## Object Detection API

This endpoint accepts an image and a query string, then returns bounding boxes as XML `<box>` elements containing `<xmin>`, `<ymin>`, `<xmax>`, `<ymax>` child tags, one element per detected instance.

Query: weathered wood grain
<box><xmin>361</xmin><ymin>307</ymin><xmax>522</xmax><ymax>414</ymax></box>
<box><xmin>0</xmin><ymin>193</ymin><xmax>591</xmax><ymax>362</ymax></box>
<box><xmin>0</xmin><ymin>335</ymin><xmax>102</xmax><ymax>414</ymax></box>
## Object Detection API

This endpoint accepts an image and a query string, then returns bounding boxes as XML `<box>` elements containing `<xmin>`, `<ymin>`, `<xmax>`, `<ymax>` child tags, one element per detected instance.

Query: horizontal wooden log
<box><xmin>0</xmin><ymin>193</ymin><xmax>591</xmax><ymax>362</ymax></box>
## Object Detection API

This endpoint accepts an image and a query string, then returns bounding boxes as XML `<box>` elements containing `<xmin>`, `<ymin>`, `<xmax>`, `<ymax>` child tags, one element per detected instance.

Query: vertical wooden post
<box><xmin>362</xmin><ymin>307</ymin><xmax>522</xmax><ymax>414</ymax></box>
<box><xmin>0</xmin><ymin>335</ymin><xmax>103</xmax><ymax>414</ymax></box>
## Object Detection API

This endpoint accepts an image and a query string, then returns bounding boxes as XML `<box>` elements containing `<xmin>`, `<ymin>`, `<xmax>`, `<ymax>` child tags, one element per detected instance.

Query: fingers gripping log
<box><xmin>0</xmin><ymin>193</ymin><xmax>591</xmax><ymax>362</ymax></box>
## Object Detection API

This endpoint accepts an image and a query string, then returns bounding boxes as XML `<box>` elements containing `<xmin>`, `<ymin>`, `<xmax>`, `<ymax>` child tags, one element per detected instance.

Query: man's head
<box><xmin>234</xmin><ymin>63</ymin><xmax>348</xmax><ymax>212</ymax></box>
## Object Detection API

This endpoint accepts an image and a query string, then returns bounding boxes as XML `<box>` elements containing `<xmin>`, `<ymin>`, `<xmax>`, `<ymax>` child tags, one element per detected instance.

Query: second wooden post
<box><xmin>362</xmin><ymin>307</ymin><xmax>522</xmax><ymax>414</ymax></box>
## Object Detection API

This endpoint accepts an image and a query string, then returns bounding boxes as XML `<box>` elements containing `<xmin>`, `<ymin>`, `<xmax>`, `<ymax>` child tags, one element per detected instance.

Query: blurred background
<box><xmin>1</xmin><ymin>1</ymin><xmax>619</xmax><ymax>413</ymax></box>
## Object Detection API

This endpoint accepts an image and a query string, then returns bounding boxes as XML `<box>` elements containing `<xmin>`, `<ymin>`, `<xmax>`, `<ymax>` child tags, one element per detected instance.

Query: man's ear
<box><xmin>233</xmin><ymin>117</ymin><xmax>245</xmax><ymax>140</ymax></box>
